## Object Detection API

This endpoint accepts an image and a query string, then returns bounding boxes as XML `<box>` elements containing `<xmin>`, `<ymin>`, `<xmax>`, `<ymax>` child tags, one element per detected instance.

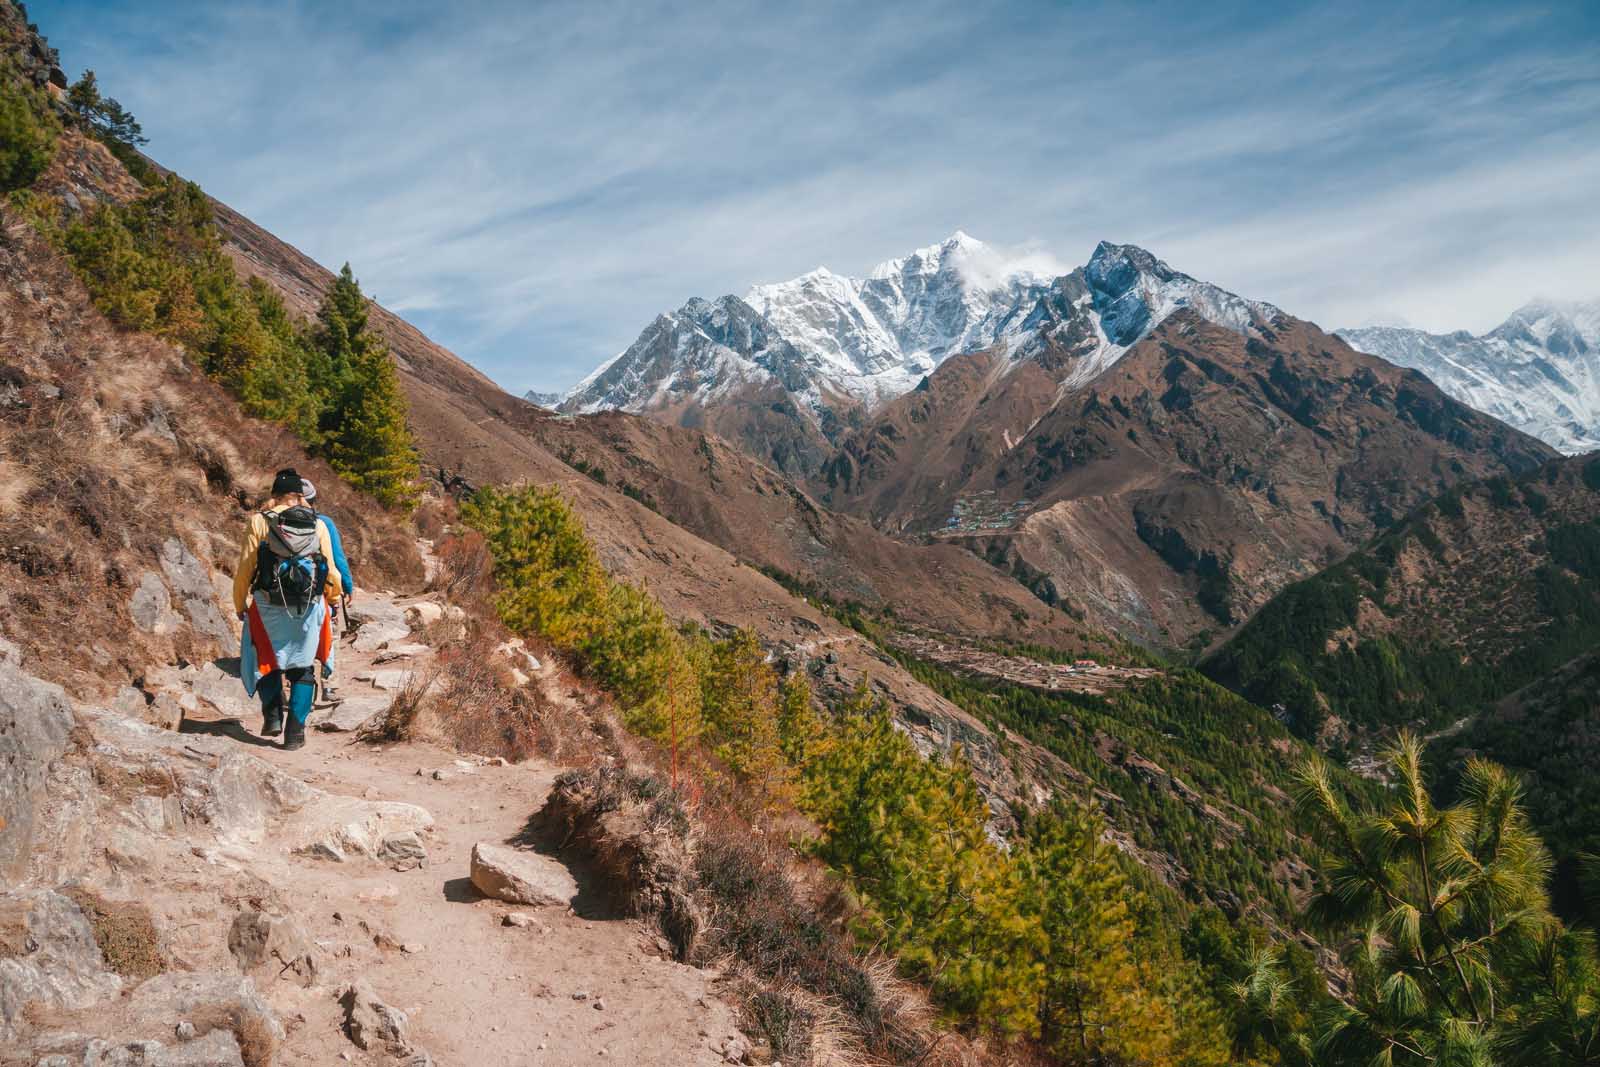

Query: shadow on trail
<box><xmin>179</xmin><ymin>716</ymin><xmax>279</xmax><ymax>749</ymax></box>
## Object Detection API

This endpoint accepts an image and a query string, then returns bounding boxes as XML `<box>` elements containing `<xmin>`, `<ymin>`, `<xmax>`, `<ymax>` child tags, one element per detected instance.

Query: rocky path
<box><xmin>1</xmin><ymin>580</ymin><xmax>747</xmax><ymax>1066</ymax></box>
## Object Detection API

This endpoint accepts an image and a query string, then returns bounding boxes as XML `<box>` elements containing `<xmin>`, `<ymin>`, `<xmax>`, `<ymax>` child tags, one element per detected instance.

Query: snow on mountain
<box><xmin>564</xmin><ymin>295</ymin><xmax>806</xmax><ymax>415</ymax></box>
<box><xmin>1007</xmin><ymin>241</ymin><xmax>1281</xmax><ymax>391</ymax></box>
<box><xmin>561</xmin><ymin>234</ymin><xmax>1280</xmax><ymax>425</ymax></box>
<box><xmin>523</xmin><ymin>390</ymin><xmax>563</xmax><ymax>408</ymax></box>
<box><xmin>1339</xmin><ymin>299</ymin><xmax>1600</xmax><ymax>455</ymax></box>
<box><xmin>743</xmin><ymin>231</ymin><xmax>1056</xmax><ymax>401</ymax></box>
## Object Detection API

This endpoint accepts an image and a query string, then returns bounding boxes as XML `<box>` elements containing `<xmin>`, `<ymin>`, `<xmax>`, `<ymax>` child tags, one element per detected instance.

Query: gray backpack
<box><xmin>252</xmin><ymin>506</ymin><xmax>327</xmax><ymax>615</ymax></box>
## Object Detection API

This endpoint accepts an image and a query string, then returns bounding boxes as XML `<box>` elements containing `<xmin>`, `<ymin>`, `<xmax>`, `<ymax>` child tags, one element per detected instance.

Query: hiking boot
<box><xmin>315</xmin><ymin>680</ymin><xmax>341</xmax><ymax>708</ymax></box>
<box><xmin>261</xmin><ymin>709</ymin><xmax>283</xmax><ymax>737</ymax></box>
<box><xmin>282</xmin><ymin>721</ymin><xmax>306</xmax><ymax>751</ymax></box>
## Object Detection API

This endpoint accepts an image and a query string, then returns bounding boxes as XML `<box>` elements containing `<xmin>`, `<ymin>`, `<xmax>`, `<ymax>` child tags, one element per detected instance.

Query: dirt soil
<box><xmin>170</xmin><ymin>592</ymin><xmax>747</xmax><ymax>1066</ymax></box>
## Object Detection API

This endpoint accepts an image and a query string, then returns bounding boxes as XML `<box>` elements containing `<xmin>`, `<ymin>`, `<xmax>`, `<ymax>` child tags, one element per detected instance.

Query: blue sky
<box><xmin>38</xmin><ymin>0</ymin><xmax>1600</xmax><ymax>394</ymax></box>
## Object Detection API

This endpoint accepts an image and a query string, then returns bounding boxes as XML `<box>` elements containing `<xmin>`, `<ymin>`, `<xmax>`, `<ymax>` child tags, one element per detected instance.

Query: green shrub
<box><xmin>0</xmin><ymin>74</ymin><xmax>59</xmax><ymax>192</ymax></box>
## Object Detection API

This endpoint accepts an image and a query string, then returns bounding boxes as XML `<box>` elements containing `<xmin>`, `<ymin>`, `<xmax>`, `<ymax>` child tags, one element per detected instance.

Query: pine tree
<box><xmin>1019</xmin><ymin>803</ymin><xmax>1175</xmax><ymax>1063</ymax></box>
<box><xmin>698</xmin><ymin>628</ymin><xmax>791</xmax><ymax>809</ymax></box>
<box><xmin>1295</xmin><ymin>734</ymin><xmax>1600</xmax><ymax>1065</ymax></box>
<box><xmin>461</xmin><ymin>486</ymin><xmax>612</xmax><ymax>648</ymax></box>
<box><xmin>66</xmin><ymin>70</ymin><xmax>145</xmax><ymax>145</ymax></box>
<box><xmin>589</xmin><ymin>580</ymin><xmax>702</xmax><ymax>753</ymax></box>
<box><xmin>314</xmin><ymin>265</ymin><xmax>418</xmax><ymax>509</ymax></box>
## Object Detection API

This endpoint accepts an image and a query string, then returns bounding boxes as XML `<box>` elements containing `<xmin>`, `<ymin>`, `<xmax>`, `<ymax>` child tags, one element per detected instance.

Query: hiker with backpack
<box><xmin>231</xmin><ymin>468</ymin><xmax>344</xmax><ymax>750</ymax></box>
<box><xmin>298</xmin><ymin>478</ymin><xmax>353</xmax><ymax>703</ymax></box>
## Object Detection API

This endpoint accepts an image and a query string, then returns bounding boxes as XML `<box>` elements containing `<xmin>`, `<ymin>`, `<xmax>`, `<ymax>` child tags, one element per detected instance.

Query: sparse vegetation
<box><xmin>61</xmin><ymin>887</ymin><xmax>165</xmax><ymax>980</ymax></box>
<box><xmin>15</xmin><ymin>154</ymin><xmax>419</xmax><ymax>508</ymax></box>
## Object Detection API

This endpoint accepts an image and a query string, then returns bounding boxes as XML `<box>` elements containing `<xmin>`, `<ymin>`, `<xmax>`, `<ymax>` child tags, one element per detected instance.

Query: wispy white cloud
<box><xmin>43</xmin><ymin>0</ymin><xmax>1600</xmax><ymax>392</ymax></box>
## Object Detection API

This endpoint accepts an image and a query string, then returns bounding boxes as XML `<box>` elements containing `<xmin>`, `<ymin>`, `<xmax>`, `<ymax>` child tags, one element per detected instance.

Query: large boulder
<box><xmin>468</xmin><ymin>843</ymin><xmax>578</xmax><ymax>907</ymax></box>
<box><xmin>281</xmin><ymin>795</ymin><xmax>434</xmax><ymax>863</ymax></box>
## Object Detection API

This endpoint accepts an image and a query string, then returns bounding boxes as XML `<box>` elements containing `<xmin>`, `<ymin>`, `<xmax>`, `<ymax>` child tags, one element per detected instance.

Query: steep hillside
<box><xmin>822</xmin><ymin>312</ymin><xmax>1556</xmax><ymax>649</ymax></box>
<box><xmin>1203</xmin><ymin>452</ymin><xmax>1600</xmax><ymax>743</ymax></box>
<box><xmin>1441</xmin><ymin>648</ymin><xmax>1600</xmax><ymax>911</ymax></box>
<box><xmin>200</xmin><ymin>186</ymin><xmax>1109</xmax><ymax>660</ymax></box>
<box><xmin>1341</xmin><ymin>298</ymin><xmax>1600</xmax><ymax>454</ymax></box>
<box><xmin>0</xmin><ymin>211</ymin><xmax>422</xmax><ymax>698</ymax></box>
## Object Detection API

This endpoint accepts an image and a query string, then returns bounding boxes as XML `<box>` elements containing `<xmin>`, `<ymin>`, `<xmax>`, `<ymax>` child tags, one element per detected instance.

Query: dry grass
<box><xmin>0</xmin><ymin>458</ymin><xmax>34</xmax><ymax>516</ymax></box>
<box><xmin>188</xmin><ymin>1003</ymin><xmax>280</xmax><ymax>1067</ymax></box>
<box><xmin>60</xmin><ymin>886</ymin><xmax>165</xmax><ymax>980</ymax></box>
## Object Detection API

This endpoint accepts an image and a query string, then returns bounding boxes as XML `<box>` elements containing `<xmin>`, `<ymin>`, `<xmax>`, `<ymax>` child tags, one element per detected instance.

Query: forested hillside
<box><xmin>1204</xmin><ymin>453</ymin><xmax>1600</xmax><ymax>742</ymax></box>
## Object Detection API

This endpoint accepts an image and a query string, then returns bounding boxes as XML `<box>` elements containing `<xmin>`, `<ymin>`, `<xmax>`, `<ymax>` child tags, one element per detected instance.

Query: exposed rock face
<box><xmin>130</xmin><ymin>572</ymin><xmax>181</xmax><ymax>633</ymax></box>
<box><xmin>469</xmin><ymin>842</ymin><xmax>578</xmax><ymax>908</ymax></box>
<box><xmin>0</xmin><ymin>890</ymin><xmax>123</xmax><ymax>1043</ymax></box>
<box><xmin>0</xmin><ymin>657</ymin><xmax>77</xmax><ymax>880</ymax></box>
<box><xmin>160</xmin><ymin>538</ymin><xmax>235</xmax><ymax>645</ymax></box>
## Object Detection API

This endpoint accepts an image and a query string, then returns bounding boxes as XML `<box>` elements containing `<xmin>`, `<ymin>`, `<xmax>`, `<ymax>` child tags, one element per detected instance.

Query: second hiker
<box><xmin>232</xmin><ymin>467</ymin><xmax>344</xmax><ymax>750</ymax></box>
<box><xmin>299</xmin><ymin>478</ymin><xmax>353</xmax><ymax>704</ymax></box>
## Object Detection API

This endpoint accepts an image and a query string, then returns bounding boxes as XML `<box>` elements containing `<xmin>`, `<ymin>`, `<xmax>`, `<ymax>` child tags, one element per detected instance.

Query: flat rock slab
<box><xmin>469</xmin><ymin>843</ymin><xmax>578</xmax><ymax>907</ymax></box>
<box><xmin>354</xmin><ymin>669</ymin><xmax>412</xmax><ymax>692</ymax></box>
<box><xmin>374</xmin><ymin>643</ymin><xmax>431</xmax><ymax>663</ymax></box>
<box><xmin>349</xmin><ymin>593</ymin><xmax>413</xmax><ymax>652</ymax></box>
<box><xmin>313</xmin><ymin>694</ymin><xmax>390</xmax><ymax>733</ymax></box>
<box><xmin>282</xmin><ymin>795</ymin><xmax>433</xmax><ymax>862</ymax></box>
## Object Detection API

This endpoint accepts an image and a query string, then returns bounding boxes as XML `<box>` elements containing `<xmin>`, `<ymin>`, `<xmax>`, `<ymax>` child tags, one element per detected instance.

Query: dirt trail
<box><xmin>164</xmin><ymin>584</ymin><xmax>745</xmax><ymax>1066</ymax></box>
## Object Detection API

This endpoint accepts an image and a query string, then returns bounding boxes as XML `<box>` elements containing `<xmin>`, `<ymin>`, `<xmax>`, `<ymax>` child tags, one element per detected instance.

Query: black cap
<box><xmin>271</xmin><ymin>468</ymin><xmax>303</xmax><ymax>497</ymax></box>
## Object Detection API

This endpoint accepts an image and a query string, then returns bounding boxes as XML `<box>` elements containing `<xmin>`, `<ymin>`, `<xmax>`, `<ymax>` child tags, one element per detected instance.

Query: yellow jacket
<box><xmin>232</xmin><ymin>504</ymin><xmax>344</xmax><ymax>615</ymax></box>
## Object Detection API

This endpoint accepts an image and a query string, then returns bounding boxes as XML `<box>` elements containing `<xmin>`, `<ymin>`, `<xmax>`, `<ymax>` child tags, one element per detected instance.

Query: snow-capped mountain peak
<box><xmin>561</xmin><ymin>235</ymin><xmax>1281</xmax><ymax>439</ymax></box>
<box><xmin>1339</xmin><ymin>298</ymin><xmax>1600</xmax><ymax>454</ymax></box>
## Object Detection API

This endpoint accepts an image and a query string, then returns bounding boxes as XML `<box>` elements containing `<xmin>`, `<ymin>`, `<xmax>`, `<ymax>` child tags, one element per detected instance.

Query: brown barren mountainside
<box><xmin>817</xmin><ymin>311</ymin><xmax>1558</xmax><ymax>648</ymax></box>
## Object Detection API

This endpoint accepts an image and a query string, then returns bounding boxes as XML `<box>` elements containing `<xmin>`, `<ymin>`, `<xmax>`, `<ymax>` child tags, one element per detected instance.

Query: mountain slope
<box><xmin>1202</xmin><ymin>452</ymin><xmax>1600</xmax><ymax>742</ymax></box>
<box><xmin>1339</xmin><ymin>299</ymin><xmax>1600</xmax><ymax>455</ymax></box>
<box><xmin>821</xmin><ymin>310</ymin><xmax>1557</xmax><ymax>648</ymax></box>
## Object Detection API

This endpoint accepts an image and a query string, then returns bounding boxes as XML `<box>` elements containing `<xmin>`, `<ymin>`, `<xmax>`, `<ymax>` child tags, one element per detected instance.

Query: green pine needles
<box><xmin>1295</xmin><ymin>734</ymin><xmax>1600</xmax><ymax>1065</ymax></box>
<box><xmin>24</xmin><ymin>178</ymin><xmax>419</xmax><ymax>509</ymax></box>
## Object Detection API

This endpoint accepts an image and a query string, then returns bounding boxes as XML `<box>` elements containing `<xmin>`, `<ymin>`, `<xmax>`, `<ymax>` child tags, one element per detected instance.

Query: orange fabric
<box><xmin>316</xmin><ymin>607</ymin><xmax>333</xmax><ymax>663</ymax></box>
<box><xmin>246</xmin><ymin>601</ymin><xmax>278</xmax><ymax>677</ymax></box>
